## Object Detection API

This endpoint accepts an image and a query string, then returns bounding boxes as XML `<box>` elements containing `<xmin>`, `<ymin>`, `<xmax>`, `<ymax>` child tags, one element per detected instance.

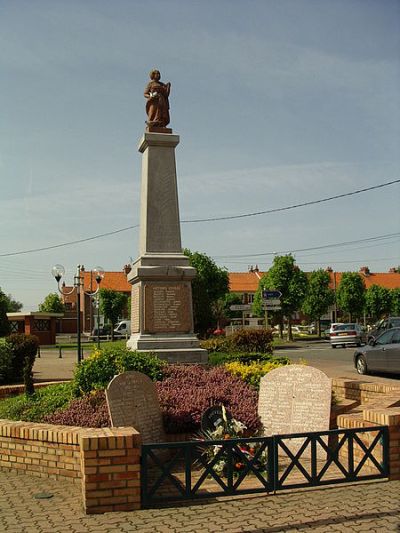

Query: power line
<box><xmin>212</xmin><ymin>232</ymin><xmax>400</xmax><ymax>258</ymax></box>
<box><xmin>0</xmin><ymin>178</ymin><xmax>398</xmax><ymax>257</ymax></box>
<box><xmin>0</xmin><ymin>225</ymin><xmax>139</xmax><ymax>258</ymax></box>
<box><xmin>182</xmin><ymin>178</ymin><xmax>400</xmax><ymax>223</ymax></box>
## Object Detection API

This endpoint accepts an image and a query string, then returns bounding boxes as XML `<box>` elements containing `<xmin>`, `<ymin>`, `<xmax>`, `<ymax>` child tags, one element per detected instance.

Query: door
<box><xmin>386</xmin><ymin>329</ymin><xmax>400</xmax><ymax>373</ymax></box>
<box><xmin>367</xmin><ymin>330</ymin><xmax>395</xmax><ymax>372</ymax></box>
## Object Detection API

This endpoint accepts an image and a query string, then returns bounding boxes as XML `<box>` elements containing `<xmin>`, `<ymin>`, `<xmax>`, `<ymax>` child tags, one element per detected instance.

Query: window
<box><xmin>33</xmin><ymin>319</ymin><xmax>50</xmax><ymax>331</ymax></box>
<box><xmin>391</xmin><ymin>330</ymin><xmax>400</xmax><ymax>344</ymax></box>
<box><xmin>376</xmin><ymin>330</ymin><xmax>394</xmax><ymax>345</ymax></box>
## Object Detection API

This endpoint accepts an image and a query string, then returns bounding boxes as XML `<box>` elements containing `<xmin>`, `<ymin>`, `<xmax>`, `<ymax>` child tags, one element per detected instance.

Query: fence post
<box><xmin>58</xmin><ymin>347</ymin><xmax>62</xmax><ymax>358</ymax></box>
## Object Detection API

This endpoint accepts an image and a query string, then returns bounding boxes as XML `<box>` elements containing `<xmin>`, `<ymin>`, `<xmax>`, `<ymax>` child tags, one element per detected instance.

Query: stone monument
<box><xmin>258</xmin><ymin>365</ymin><xmax>332</xmax><ymax>456</ymax></box>
<box><xmin>106</xmin><ymin>371</ymin><xmax>166</xmax><ymax>444</ymax></box>
<box><xmin>126</xmin><ymin>70</ymin><xmax>207</xmax><ymax>363</ymax></box>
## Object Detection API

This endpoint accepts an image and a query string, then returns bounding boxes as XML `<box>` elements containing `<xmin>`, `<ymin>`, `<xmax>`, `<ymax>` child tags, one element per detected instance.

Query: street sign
<box><xmin>262</xmin><ymin>303</ymin><xmax>282</xmax><ymax>311</ymax></box>
<box><xmin>262</xmin><ymin>290</ymin><xmax>282</xmax><ymax>300</ymax></box>
<box><xmin>229</xmin><ymin>304</ymin><xmax>252</xmax><ymax>311</ymax></box>
<box><xmin>264</xmin><ymin>299</ymin><xmax>280</xmax><ymax>305</ymax></box>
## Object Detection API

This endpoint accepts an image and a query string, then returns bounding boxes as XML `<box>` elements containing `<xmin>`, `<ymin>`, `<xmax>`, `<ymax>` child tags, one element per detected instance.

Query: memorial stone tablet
<box><xmin>258</xmin><ymin>365</ymin><xmax>331</xmax><ymax>456</ymax></box>
<box><xmin>144</xmin><ymin>282</ymin><xmax>192</xmax><ymax>333</ymax></box>
<box><xmin>106</xmin><ymin>371</ymin><xmax>165</xmax><ymax>444</ymax></box>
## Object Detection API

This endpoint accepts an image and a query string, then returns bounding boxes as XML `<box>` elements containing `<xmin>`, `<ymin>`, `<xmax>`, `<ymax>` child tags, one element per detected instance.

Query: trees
<box><xmin>0</xmin><ymin>288</ymin><xmax>11</xmax><ymax>337</ymax></box>
<box><xmin>365</xmin><ymin>285</ymin><xmax>392</xmax><ymax>321</ymax></box>
<box><xmin>39</xmin><ymin>293</ymin><xmax>65</xmax><ymax>313</ymax></box>
<box><xmin>336</xmin><ymin>272</ymin><xmax>366</xmax><ymax>321</ymax></box>
<box><xmin>390</xmin><ymin>288</ymin><xmax>400</xmax><ymax>315</ymax></box>
<box><xmin>302</xmin><ymin>269</ymin><xmax>335</xmax><ymax>336</ymax></box>
<box><xmin>4</xmin><ymin>294</ymin><xmax>22</xmax><ymax>312</ymax></box>
<box><xmin>253</xmin><ymin>255</ymin><xmax>308</xmax><ymax>340</ymax></box>
<box><xmin>183</xmin><ymin>249</ymin><xmax>229</xmax><ymax>337</ymax></box>
<box><xmin>99</xmin><ymin>289</ymin><xmax>128</xmax><ymax>340</ymax></box>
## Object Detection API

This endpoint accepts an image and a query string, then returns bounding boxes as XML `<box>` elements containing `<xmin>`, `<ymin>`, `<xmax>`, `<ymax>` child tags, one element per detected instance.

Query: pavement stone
<box><xmin>1</xmin><ymin>469</ymin><xmax>398</xmax><ymax>533</ymax></box>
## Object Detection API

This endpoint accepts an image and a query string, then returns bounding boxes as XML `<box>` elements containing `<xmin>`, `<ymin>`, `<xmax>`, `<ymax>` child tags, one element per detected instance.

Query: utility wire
<box><xmin>0</xmin><ymin>178</ymin><xmax>398</xmax><ymax>257</ymax></box>
<box><xmin>183</xmin><ymin>178</ymin><xmax>400</xmax><ymax>223</ymax></box>
<box><xmin>212</xmin><ymin>232</ymin><xmax>400</xmax><ymax>258</ymax></box>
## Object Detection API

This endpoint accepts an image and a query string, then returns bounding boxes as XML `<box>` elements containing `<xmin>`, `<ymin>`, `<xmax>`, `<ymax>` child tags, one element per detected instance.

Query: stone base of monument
<box><xmin>127</xmin><ymin>259</ymin><xmax>208</xmax><ymax>363</ymax></box>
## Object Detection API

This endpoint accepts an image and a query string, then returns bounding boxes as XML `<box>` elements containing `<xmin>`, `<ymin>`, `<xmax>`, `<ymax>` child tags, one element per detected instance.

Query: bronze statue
<box><xmin>144</xmin><ymin>70</ymin><xmax>171</xmax><ymax>128</ymax></box>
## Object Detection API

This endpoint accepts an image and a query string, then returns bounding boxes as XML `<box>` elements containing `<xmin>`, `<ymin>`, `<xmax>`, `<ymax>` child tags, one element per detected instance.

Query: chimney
<box><xmin>359</xmin><ymin>266</ymin><xmax>370</xmax><ymax>276</ymax></box>
<box><xmin>325</xmin><ymin>266</ymin><xmax>333</xmax><ymax>272</ymax></box>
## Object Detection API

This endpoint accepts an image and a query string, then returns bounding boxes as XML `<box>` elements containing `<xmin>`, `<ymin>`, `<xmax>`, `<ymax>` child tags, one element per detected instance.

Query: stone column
<box><xmin>127</xmin><ymin>131</ymin><xmax>207</xmax><ymax>363</ymax></box>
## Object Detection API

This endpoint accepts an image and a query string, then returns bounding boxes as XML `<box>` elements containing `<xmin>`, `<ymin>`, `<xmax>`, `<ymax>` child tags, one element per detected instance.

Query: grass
<box><xmin>40</xmin><ymin>340</ymin><xmax>127</xmax><ymax>351</ymax></box>
<box><xmin>0</xmin><ymin>382</ymin><xmax>74</xmax><ymax>422</ymax></box>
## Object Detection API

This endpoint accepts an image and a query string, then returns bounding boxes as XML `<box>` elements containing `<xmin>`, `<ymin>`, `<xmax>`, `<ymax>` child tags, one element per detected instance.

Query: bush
<box><xmin>208</xmin><ymin>351</ymin><xmax>288</xmax><ymax>366</ymax></box>
<box><xmin>44</xmin><ymin>390</ymin><xmax>110</xmax><ymax>427</ymax></box>
<box><xmin>1</xmin><ymin>334</ymin><xmax>39</xmax><ymax>388</ymax></box>
<box><xmin>200</xmin><ymin>336</ymin><xmax>232</xmax><ymax>353</ymax></box>
<box><xmin>156</xmin><ymin>365</ymin><xmax>260</xmax><ymax>434</ymax></box>
<box><xmin>229</xmin><ymin>328</ymin><xmax>273</xmax><ymax>353</ymax></box>
<box><xmin>0</xmin><ymin>342</ymin><xmax>14</xmax><ymax>384</ymax></box>
<box><xmin>72</xmin><ymin>347</ymin><xmax>165</xmax><ymax>396</ymax></box>
<box><xmin>225</xmin><ymin>359</ymin><xmax>290</xmax><ymax>388</ymax></box>
<box><xmin>0</xmin><ymin>382</ymin><xmax>74</xmax><ymax>422</ymax></box>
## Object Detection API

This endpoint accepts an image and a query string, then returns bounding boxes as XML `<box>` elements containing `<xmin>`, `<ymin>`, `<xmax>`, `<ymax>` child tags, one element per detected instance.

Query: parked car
<box><xmin>367</xmin><ymin>317</ymin><xmax>400</xmax><ymax>343</ymax></box>
<box><xmin>324</xmin><ymin>322</ymin><xmax>344</xmax><ymax>339</ymax></box>
<box><xmin>113</xmin><ymin>320</ymin><xmax>131</xmax><ymax>337</ymax></box>
<box><xmin>330</xmin><ymin>323</ymin><xmax>365</xmax><ymax>348</ymax></box>
<box><xmin>90</xmin><ymin>324</ymin><xmax>112</xmax><ymax>339</ymax></box>
<box><xmin>354</xmin><ymin>327</ymin><xmax>400</xmax><ymax>375</ymax></box>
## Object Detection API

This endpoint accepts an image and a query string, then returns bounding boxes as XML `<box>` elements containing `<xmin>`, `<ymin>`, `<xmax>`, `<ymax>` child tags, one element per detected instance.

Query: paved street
<box><xmin>32</xmin><ymin>341</ymin><xmax>400</xmax><ymax>385</ymax></box>
<box><xmin>0</xmin><ymin>469</ymin><xmax>399</xmax><ymax>532</ymax></box>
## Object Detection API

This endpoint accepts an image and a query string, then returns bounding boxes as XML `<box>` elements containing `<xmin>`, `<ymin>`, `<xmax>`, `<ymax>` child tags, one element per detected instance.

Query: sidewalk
<box><xmin>0</xmin><ymin>469</ymin><xmax>399</xmax><ymax>532</ymax></box>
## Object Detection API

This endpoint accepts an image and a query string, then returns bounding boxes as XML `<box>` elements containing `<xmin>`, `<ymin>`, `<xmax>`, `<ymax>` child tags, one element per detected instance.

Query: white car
<box><xmin>330</xmin><ymin>323</ymin><xmax>366</xmax><ymax>348</ymax></box>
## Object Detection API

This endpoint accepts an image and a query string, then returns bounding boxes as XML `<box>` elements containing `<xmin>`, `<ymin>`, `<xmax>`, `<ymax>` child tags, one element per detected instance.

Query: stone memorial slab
<box><xmin>143</xmin><ymin>282</ymin><xmax>192</xmax><ymax>333</ymax></box>
<box><xmin>106</xmin><ymin>371</ymin><xmax>165</xmax><ymax>444</ymax></box>
<box><xmin>258</xmin><ymin>365</ymin><xmax>332</xmax><ymax>457</ymax></box>
<box><xmin>130</xmin><ymin>285</ymin><xmax>140</xmax><ymax>333</ymax></box>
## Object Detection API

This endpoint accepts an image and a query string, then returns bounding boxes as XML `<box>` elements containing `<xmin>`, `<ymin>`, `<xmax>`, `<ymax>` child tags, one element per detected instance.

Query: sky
<box><xmin>1</xmin><ymin>0</ymin><xmax>399</xmax><ymax>311</ymax></box>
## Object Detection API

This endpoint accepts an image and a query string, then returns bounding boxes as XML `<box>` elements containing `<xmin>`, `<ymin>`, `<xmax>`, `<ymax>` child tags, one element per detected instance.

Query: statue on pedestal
<box><xmin>144</xmin><ymin>70</ymin><xmax>171</xmax><ymax>128</ymax></box>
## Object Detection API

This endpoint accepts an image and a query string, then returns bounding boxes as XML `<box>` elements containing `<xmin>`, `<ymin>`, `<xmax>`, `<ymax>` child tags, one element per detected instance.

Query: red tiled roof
<box><xmin>229</xmin><ymin>272</ymin><xmax>264</xmax><ymax>292</ymax></box>
<box><xmin>79</xmin><ymin>269</ymin><xmax>400</xmax><ymax>294</ymax></box>
<box><xmin>329</xmin><ymin>271</ymin><xmax>400</xmax><ymax>291</ymax></box>
<box><xmin>83</xmin><ymin>271</ymin><xmax>131</xmax><ymax>293</ymax></box>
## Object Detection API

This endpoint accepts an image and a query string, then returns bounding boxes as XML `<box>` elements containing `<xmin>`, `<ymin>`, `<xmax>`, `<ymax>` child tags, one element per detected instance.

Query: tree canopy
<box><xmin>0</xmin><ymin>287</ymin><xmax>11</xmax><ymax>337</ymax></box>
<box><xmin>253</xmin><ymin>255</ymin><xmax>308</xmax><ymax>340</ymax></box>
<box><xmin>38</xmin><ymin>292</ymin><xmax>65</xmax><ymax>313</ymax></box>
<box><xmin>183</xmin><ymin>249</ymin><xmax>229</xmax><ymax>336</ymax></box>
<box><xmin>364</xmin><ymin>284</ymin><xmax>392</xmax><ymax>321</ymax></box>
<box><xmin>302</xmin><ymin>269</ymin><xmax>335</xmax><ymax>335</ymax></box>
<box><xmin>336</xmin><ymin>272</ymin><xmax>366</xmax><ymax>321</ymax></box>
<box><xmin>99</xmin><ymin>288</ymin><xmax>128</xmax><ymax>340</ymax></box>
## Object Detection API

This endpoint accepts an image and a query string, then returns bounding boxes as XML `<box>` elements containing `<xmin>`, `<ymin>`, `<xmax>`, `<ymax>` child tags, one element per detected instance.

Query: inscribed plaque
<box><xmin>131</xmin><ymin>285</ymin><xmax>140</xmax><ymax>333</ymax></box>
<box><xmin>258</xmin><ymin>365</ymin><xmax>331</xmax><ymax>457</ymax></box>
<box><xmin>144</xmin><ymin>282</ymin><xmax>192</xmax><ymax>333</ymax></box>
<box><xmin>106</xmin><ymin>371</ymin><xmax>165</xmax><ymax>444</ymax></box>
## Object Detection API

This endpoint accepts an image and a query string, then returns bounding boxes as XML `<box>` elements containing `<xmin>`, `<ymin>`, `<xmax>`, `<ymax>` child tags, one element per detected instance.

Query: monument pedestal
<box><xmin>127</xmin><ymin>132</ymin><xmax>207</xmax><ymax>363</ymax></box>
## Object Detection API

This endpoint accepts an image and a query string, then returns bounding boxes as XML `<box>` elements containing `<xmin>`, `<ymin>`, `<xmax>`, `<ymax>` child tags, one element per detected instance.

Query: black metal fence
<box><xmin>141</xmin><ymin>426</ymin><xmax>389</xmax><ymax>508</ymax></box>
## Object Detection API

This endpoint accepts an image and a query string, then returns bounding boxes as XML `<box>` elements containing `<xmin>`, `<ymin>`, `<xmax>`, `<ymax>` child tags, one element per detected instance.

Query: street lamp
<box><xmin>52</xmin><ymin>264</ymin><xmax>105</xmax><ymax>363</ymax></box>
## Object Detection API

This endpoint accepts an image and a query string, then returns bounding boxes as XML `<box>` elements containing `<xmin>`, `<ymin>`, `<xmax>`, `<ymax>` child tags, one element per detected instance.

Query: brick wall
<box><xmin>0</xmin><ymin>420</ymin><xmax>141</xmax><ymax>514</ymax></box>
<box><xmin>333</xmin><ymin>379</ymin><xmax>400</xmax><ymax>480</ymax></box>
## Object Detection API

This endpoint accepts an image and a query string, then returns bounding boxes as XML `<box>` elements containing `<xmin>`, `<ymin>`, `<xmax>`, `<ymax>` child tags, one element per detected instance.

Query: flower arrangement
<box><xmin>197</xmin><ymin>405</ymin><xmax>268</xmax><ymax>477</ymax></box>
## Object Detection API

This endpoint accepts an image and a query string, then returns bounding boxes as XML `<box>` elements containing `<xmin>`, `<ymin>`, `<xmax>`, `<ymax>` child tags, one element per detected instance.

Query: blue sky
<box><xmin>1</xmin><ymin>0</ymin><xmax>399</xmax><ymax>310</ymax></box>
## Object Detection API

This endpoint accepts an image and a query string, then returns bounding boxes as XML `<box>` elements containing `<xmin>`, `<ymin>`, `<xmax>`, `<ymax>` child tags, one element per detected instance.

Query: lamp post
<box><xmin>52</xmin><ymin>264</ymin><xmax>105</xmax><ymax>363</ymax></box>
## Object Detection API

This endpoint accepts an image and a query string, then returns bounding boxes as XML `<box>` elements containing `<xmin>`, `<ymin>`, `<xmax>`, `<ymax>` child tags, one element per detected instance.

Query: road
<box><xmin>32</xmin><ymin>341</ymin><xmax>400</xmax><ymax>385</ymax></box>
<box><xmin>276</xmin><ymin>340</ymin><xmax>400</xmax><ymax>384</ymax></box>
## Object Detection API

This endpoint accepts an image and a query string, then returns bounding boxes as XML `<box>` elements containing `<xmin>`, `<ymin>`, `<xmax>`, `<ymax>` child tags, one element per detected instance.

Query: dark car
<box><xmin>367</xmin><ymin>316</ymin><xmax>400</xmax><ymax>342</ymax></box>
<box><xmin>90</xmin><ymin>325</ymin><xmax>112</xmax><ymax>338</ymax></box>
<box><xmin>353</xmin><ymin>327</ymin><xmax>400</xmax><ymax>375</ymax></box>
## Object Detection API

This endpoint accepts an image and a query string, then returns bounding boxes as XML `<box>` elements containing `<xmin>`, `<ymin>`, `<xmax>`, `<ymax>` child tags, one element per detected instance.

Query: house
<box><xmin>59</xmin><ymin>265</ymin><xmax>400</xmax><ymax>333</ymax></box>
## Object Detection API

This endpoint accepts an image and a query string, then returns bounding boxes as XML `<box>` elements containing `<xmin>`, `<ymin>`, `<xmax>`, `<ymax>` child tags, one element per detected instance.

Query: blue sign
<box><xmin>262</xmin><ymin>290</ymin><xmax>282</xmax><ymax>299</ymax></box>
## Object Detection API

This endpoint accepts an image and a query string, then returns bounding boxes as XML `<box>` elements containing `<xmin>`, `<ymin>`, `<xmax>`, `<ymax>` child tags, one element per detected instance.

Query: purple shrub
<box><xmin>156</xmin><ymin>365</ymin><xmax>260</xmax><ymax>434</ymax></box>
<box><xmin>44</xmin><ymin>390</ymin><xmax>110</xmax><ymax>428</ymax></box>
